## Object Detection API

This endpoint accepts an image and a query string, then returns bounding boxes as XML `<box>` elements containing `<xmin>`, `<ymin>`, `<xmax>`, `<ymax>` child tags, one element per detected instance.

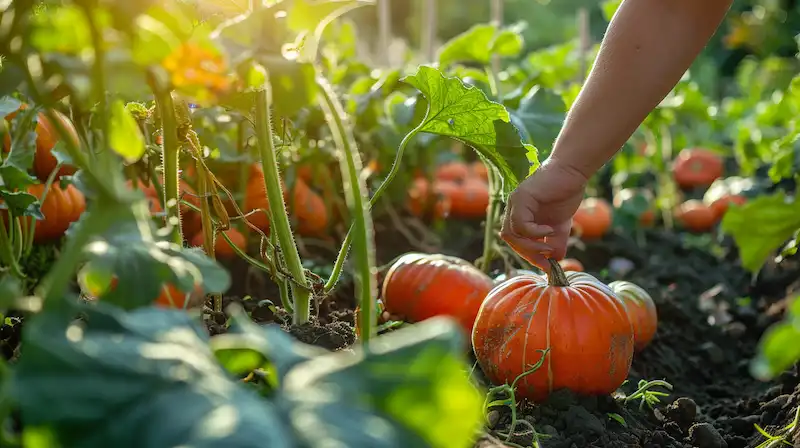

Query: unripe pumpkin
<box><xmin>472</xmin><ymin>259</ymin><xmax>634</xmax><ymax>402</ymax></box>
<box><xmin>572</xmin><ymin>198</ymin><xmax>613</xmax><ymax>239</ymax></box>
<box><xmin>609</xmin><ymin>280</ymin><xmax>658</xmax><ymax>351</ymax></box>
<box><xmin>381</xmin><ymin>252</ymin><xmax>494</xmax><ymax>335</ymax></box>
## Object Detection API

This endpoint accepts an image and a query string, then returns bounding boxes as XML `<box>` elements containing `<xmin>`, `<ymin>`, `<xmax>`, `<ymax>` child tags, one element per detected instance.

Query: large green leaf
<box><xmin>720</xmin><ymin>192</ymin><xmax>800</xmax><ymax>273</ymax></box>
<box><xmin>401</xmin><ymin>66</ymin><xmax>538</xmax><ymax>197</ymax></box>
<box><xmin>510</xmin><ymin>85</ymin><xmax>566</xmax><ymax>155</ymax></box>
<box><xmin>437</xmin><ymin>23</ymin><xmax>524</xmax><ymax>69</ymax></box>
<box><xmin>279</xmin><ymin>317</ymin><xmax>484</xmax><ymax>448</ymax></box>
<box><xmin>79</xmin><ymin>204</ymin><xmax>230</xmax><ymax>309</ymax></box>
<box><xmin>751</xmin><ymin>304</ymin><xmax>800</xmax><ymax>380</ymax></box>
<box><xmin>12</xmin><ymin>303</ymin><xmax>295</xmax><ymax>448</ymax></box>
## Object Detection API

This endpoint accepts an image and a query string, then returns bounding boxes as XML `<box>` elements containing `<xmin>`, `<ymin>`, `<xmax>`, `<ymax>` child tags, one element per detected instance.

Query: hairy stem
<box><xmin>479</xmin><ymin>167</ymin><xmax>499</xmax><ymax>273</ymax></box>
<box><xmin>317</xmin><ymin>75</ymin><xmax>378</xmax><ymax>344</ymax></box>
<box><xmin>254</xmin><ymin>76</ymin><xmax>311</xmax><ymax>324</ymax></box>
<box><xmin>153</xmin><ymin>90</ymin><xmax>183</xmax><ymax>245</ymax></box>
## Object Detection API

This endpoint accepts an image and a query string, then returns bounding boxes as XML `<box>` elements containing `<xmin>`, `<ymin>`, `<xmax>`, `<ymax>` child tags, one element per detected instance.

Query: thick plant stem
<box><xmin>323</xmin><ymin>123</ymin><xmax>423</xmax><ymax>293</ymax></box>
<box><xmin>546</xmin><ymin>258</ymin><xmax>570</xmax><ymax>287</ymax></box>
<box><xmin>479</xmin><ymin>168</ymin><xmax>499</xmax><ymax>273</ymax></box>
<box><xmin>254</xmin><ymin>78</ymin><xmax>311</xmax><ymax>324</ymax></box>
<box><xmin>154</xmin><ymin>90</ymin><xmax>183</xmax><ymax>246</ymax></box>
<box><xmin>318</xmin><ymin>75</ymin><xmax>378</xmax><ymax>344</ymax></box>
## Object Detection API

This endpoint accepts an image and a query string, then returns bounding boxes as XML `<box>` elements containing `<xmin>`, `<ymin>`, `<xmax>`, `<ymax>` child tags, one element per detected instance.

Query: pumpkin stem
<box><xmin>547</xmin><ymin>258</ymin><xmax>570</xmax><ymax>287</ymax></box>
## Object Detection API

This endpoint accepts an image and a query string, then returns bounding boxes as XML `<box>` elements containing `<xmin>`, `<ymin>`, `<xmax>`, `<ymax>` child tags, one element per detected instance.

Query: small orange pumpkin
<box><xmin>609</xmin><ymin>280</ymin><xmax>658</xmax><ymax>351</ymax></box>
<box><xmin>572</xmin><ymin>198</ymin><xmax>613</xmax><ymax>239</ymax></box>
<box><xmin>709</xmin><ymin>194</ymin><xmax>746</xmax><ymax>221</ymax></box>
<box><xmin>674</xmin><ymin>200</ymin><xmax>716</xmax><ymax>232</ymax></box>
<box><xmin>26</xmin><ymin>182</ymin><xmax>85</xmax><ymax>242</ymax></box>
<box><xmin>558</xmin><ymin>258</ymin><xmax>584</xmax><ymax>272</ymax></box>
<box><xmin>406</xmin><ymin>177</ymin><xmax>451</xmax><ymax>219</ymax></box>
<box><xmin>3</xmin><ymin>106</ymin><xmax>81</xmax><ymax>181</ymax></box>
<box><xmin>191</xmin><ymin>228</ymin><xmax>246</xmax><ymax>259</ymax></box>
<box><xmin>289</xmin><ymin>177</ymin><xmax>328</xmax><ymax>236</ymax></box>
<box><xmin>381</xmin><ymin>252</ymin><xmax>494</xmax><ymax>335</ymax></box>
<box><xmin>472</xmin><ymin>259</ymin><xmax>634</xmax><ymax>402</ymax></box>
<box><xmin>672</xmin><ymin>148</ymin><xmax>723</xmax><ymax>189</ymax></box>
<box><xmin>470</xmin><ymin>161</ymin><xmax>489</xmax><ymax>181</ymax></box>
<box><xmin>435</xmin><ymin>161</ymin><xmax>470</xmax><ymax>182</ymax></box>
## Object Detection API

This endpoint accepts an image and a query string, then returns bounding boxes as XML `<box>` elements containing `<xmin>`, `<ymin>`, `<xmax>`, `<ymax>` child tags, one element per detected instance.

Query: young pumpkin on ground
<box><xmin>671</xmin><ymin>148</ymin><xmax>723</xmax><ymax>190</ymax></box>
<box><xmin>381</xmin><ymin>252</ymin><xmax>494</xmax><ymax>336</ymax></box>
<box><xmin>674</xmin><ymin>200</ymin><xmax>716</xmax><ymax>232</ymax></box>
<box><xmin>472</xmin><ymin>259</ymin><xmax>634</xmax><ymax>403</ymax></box>
<box><xmin>24</xmin><ymin>182</ymin><xmax>86</xmax><ymax>243</ymax></box>
<box><xmin>191</xmin><ymin>227</ymin><xmax>246</xmax><ymax>259</ymax></box>
<box><xmin>3</xmin><ymin>106</ymin><xmax>81</xmax><ymax>181</ymax></box>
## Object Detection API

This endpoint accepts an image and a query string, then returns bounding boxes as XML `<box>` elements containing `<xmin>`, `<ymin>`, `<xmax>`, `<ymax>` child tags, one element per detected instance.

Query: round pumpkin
<box><xmin>407</xmin><ymin>177</ymin><xmax>450</xmax><ymax>219</ymax></box>
<box><xmin>26</xmin><ymin>182</ymin><xmax>85</xmax><ymax>243</ymax></box>
<box><xmin>472</xmin><ymin>259</ymin><xmax>634</xmax><ymax>402</ymax></box>
<box><xmin>708</xmin><ymin>194</ymin><xmax>746</xmax><ymax>221</ymax></box>
<box><xmin>572</xmin><ymin>198</ymin><xmax>613</xmax><ymax>239</ymax></box>
<box><xmin>381</xmin><ymin>252</ymin><xmax>494</xmax><ymax>335</ymax></box>
<box><xmin>674</xmin><ymin>200</ymin><xmax>716</xmax><ymax>232</ymax></box>
<box><xmin>289</xmin><ymin>177</ymin><xmax>328</xmax><ymax>236</ymax></box>
<box><xmin>435</xmin><ymin>162</ymin><xmax>470</xmax><ymax>182</ymax></box>
<box><xmin>609</xmin><ymin>280</ymin><xmax>658</xmax><ymax>351</ymax></box>
<box><xmin>3</xmin><ymin>106</ymin><xmax>81</xmax><ymax>181</ymax></box>
<box><xmin>558</xmin><ymin>258</ymin><xmax>584</xmax><ymax>272</ymax></box>
<box><xmin>191</xmin><ymin>227</ymin><xmax>246</xmax><ymax>259</ymax></box>
<box><xmin>672</xmin><ymin>148</ymin><xmax>723</xmax><ymax>189</ymax></box>
<box><xmin>449</xmin><ymin>177</ymin><xmax>489</xmax><ymax>219</ymax></box>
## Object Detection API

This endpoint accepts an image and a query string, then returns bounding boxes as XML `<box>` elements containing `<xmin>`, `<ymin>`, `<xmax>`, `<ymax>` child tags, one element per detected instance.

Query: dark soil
<box><xmin>207</xmin><ymin>217</ymin><xmax>800</xmax><ymax>448</ymax></box>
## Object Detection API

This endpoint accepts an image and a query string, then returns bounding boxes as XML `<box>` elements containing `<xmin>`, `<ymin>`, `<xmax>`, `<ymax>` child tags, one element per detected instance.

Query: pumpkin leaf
<box><xmin>720</xmin><ymin>192</ymin><xmax>800</xmax><ymax>273</ymax></box>
<box><xmin>400</xmin><ymin>66</ymin><xmax>537</xmax><ymax>198</ymax></box>
<box><xmin>11</xmin><ymin>302</ymin><xmax>295</xmax><ymax>448</ymax></box>
<box><xmin>0</xmin><ymin>96</ymin><xmax>22</xmax><ymax>116</ymax></box>
<box><xmin>108</xmin><ymin>100</ymin><xmax>146</xmax><ymax>164</ymax></box>
<box><xmin>279</xmin><ymin>317</ymin><xmax>484</xmax><ymax>448</ymax></box>
<box><xmin>750</xmin><ymin>315</ymin><xmax>800</xmax><ymax>380</ymax></box>
<box><xmin>509</xmin><ymin>86</ymin><xmax>566</xmax><ymax>155</ymax></box>
<box><xmin>0</xmin><ymin>190</ymin><xmax>43</xmax><ymax>219</ymax></box>
<box><xmin>79</xmin><ymin>205</ymin><xmax>230</xmax><ymax>309</ymax></box>
<box><xmin>437</xmin><ymin>23</ymin><xmax>524</xmax><ymax>69</ymax></box>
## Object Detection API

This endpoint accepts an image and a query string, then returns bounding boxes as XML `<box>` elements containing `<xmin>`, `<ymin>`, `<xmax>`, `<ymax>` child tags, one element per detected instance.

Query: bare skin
<box><xmin>501</xmin><ymin>0</ymin><xmax>734</xmax><ymax>270</ymax></box>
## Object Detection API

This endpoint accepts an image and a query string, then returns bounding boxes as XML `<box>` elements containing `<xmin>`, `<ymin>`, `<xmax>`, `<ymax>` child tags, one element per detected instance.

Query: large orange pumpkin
<box><xmin>3</xmin><ymin>107</ymin><xmax>81</xmax><ymax>181</ymax></box>
<box><xmin>572</xmin><ymin>198</ymin><xmax>613</xmax><ymax>239</ymax></box>
<box><xmin>26</xmin><ymin>182</ymin><xmax>85</xmax><ymax>242</ymax></box>
<box><xmin>381</xmin><ymin>252</ymin><xmax>494</xmax><ymax>335</ymax></box>
<box><xmin>672</xmin><ymin>148</ymin><xmax>723</xmax><ymax>189</ymax></box>
<box><xmin>472</xmin><ymin>259</ymin><xmax>634</xmax><ymax>402</ymax></box>
<box><xmin>674</xmin><ymin>200</ymin><xmax>716</xmax><ymax>232</ymax></box>
<box><xmin>609</xmin><ymin>280</ymin><xmax>658</xmax><ymax>351</ymax></box>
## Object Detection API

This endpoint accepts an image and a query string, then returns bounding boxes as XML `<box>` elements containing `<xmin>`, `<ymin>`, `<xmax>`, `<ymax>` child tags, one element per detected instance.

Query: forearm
<box><xmin>549</xmin><ymin>0</ymin><xmax>733</xmax><ymax>178</ymax></box>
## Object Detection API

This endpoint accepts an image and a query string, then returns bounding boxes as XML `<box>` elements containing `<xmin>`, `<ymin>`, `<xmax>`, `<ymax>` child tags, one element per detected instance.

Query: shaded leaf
<box><xmin>79</xmin><ymin>205</ymin><xmax>230</xmax><ymax>309</ymax></box>
<box><xmin>279</xmin><ymin>317</ymin><xmax>484</xmax><ymax>448</ymax></box>
<box><xmin>401</xmin><ymin>66</ymin><xmax>538</xmax><ymax>197</ymax></box>
<box><xmin>0</xmin><ymin>190</ymin><xmax>43</xmax><ymax>219</ymax></box>
<box><xmin>721</xmin><ymin>192</ymin><xmax>800</xmax><ymax>273</ymax></box>
<box><xmin>511</xmin><ymin>86</ymin><xmax>566</xmax><ymax>154</ymax></box>
<box><xmin>12</xmin><ymin>303</ymin><xmax>295</xmax><ymax>448</ymax></box>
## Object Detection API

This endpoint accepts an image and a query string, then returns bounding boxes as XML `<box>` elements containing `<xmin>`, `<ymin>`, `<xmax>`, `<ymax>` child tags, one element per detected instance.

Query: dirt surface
<box><xmin>210</xmin><ymin>220</ymin><xmax>800</xmax><ymax>448</ymax></box>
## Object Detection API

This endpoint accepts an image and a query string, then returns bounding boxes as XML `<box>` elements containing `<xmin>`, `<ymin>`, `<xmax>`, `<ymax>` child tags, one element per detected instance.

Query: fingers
<box><xmin>503</xmin><ymin>234</ymin><xmax>552</xmax><ymax>271</ymax></box>
<box><xmin>543</xmin><ymin>222</ymin><xmax>572</xmax><ymax>261</ymax></box>
<box><xmin>506</xmin><ymin>201</ymin><xmax>553</xmax><ymax>239</ymax></box>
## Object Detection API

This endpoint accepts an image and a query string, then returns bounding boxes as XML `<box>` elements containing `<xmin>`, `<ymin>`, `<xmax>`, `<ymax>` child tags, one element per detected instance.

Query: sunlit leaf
<box><xmin>751</xmin><ymin>319</ymin><xmax>800</xmax><ymax>380</ymax></box>
<box><xmin>108</xmin><ymin>100</ymin><xmax>146</xmax><ymax>163</ymax></box>
<box><xmin>12</xmin><ymin>302</ymin><xmax>295</xmax><ymax>448</ymax></box>
<box><xmin>721</xmin><ymin>192</ymin><xmax>800</xmax><ymax>273</ymax></box>
<box><xmin>437</xmin><ymin>23</ymin><xmax>524</xmax><ymax>69</ymax></box>
<box><xmin>401</xmin><ymin>65</ymin><xmax>538</xmax><ymax>197</ymax></box>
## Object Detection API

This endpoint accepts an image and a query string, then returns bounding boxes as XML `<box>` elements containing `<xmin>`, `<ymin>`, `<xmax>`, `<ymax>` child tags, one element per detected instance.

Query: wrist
<box><xmin>542</xmin><ymin>155</ymin><xmax>591</xmax><ymax>188</ymax></box>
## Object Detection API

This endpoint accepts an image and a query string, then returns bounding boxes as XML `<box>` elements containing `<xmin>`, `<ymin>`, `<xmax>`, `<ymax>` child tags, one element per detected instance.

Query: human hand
<box><xmin>500</xmin><ymin>158</ymin><xmax>589</xmax><ymax>270</ymax></box>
